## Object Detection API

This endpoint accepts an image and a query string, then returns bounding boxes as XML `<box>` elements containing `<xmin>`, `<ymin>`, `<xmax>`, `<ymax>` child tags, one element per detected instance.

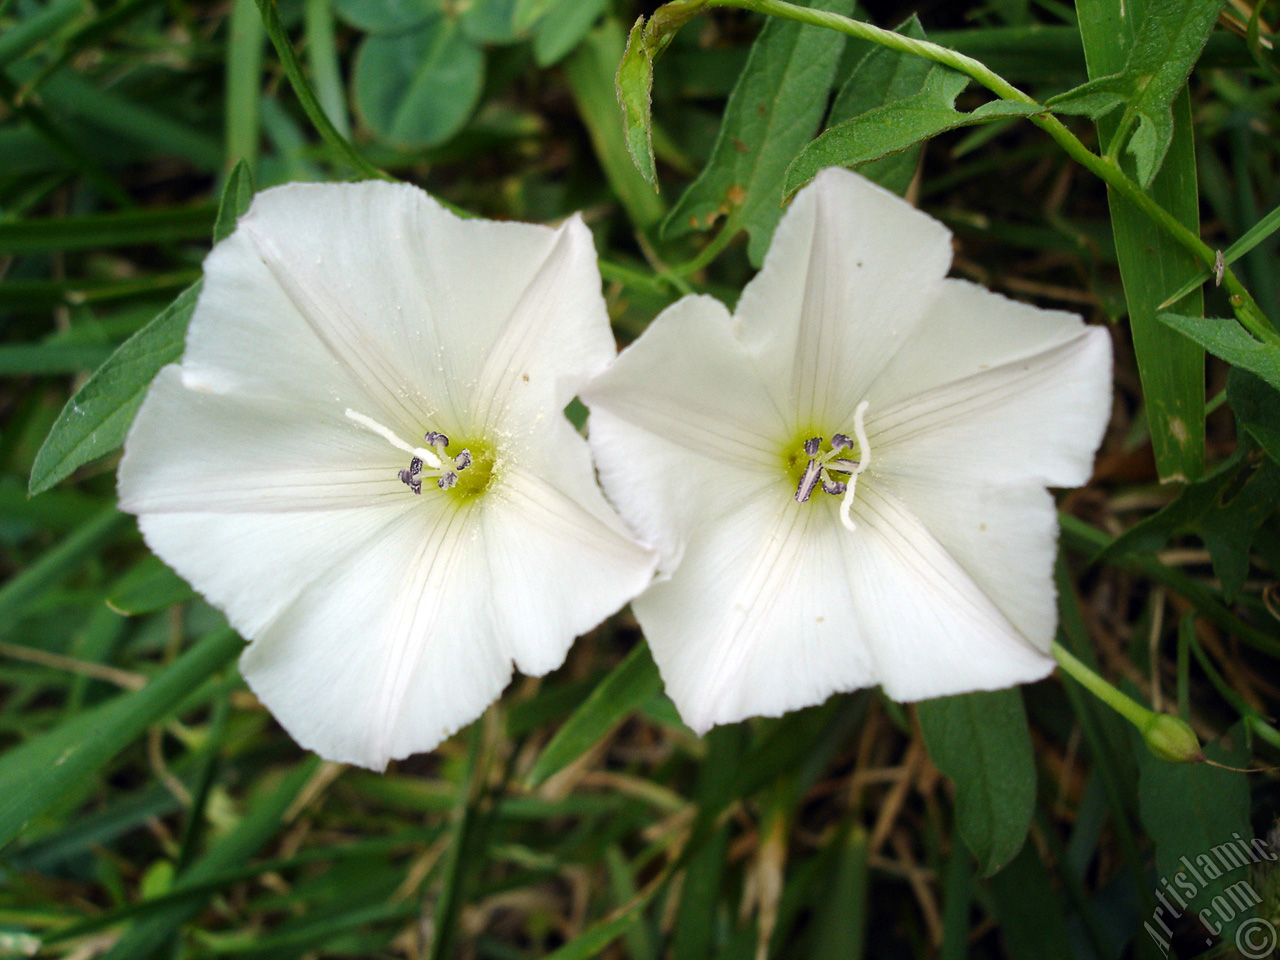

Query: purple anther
<box><xmin>437</xmin><ymin>472</ymin><xmax>458</xmax><ymax>491</ymax></box>
<box><xmin>803</xmin><ymin>437</ymin><xmax>822</xmax><ymax>457</ymax></box>
<box><xmin>454</xmin><ymin>449</ymin><xmax>472</xmax><ymax>471</ymax></box>
<box><xmin>425</xmin><ymin>431</ymin><xmax>449</xmax><ymax>448</ymax></box>
<box><xmin>830</xmin><ymin>458</ymin><xmax>860</xmax><ymax>473</ymax></box>
<box><xmin>831</xmin><ymin>434</ymin><xmax>852</xmax><ymax>451</ymax></box>
<box><xmin>822</xmin><ymin>479</ymin><xmax>848</xmax><ymax>496</ymax></box>
<box><xmin>794</xmin><ymin>459</ymin><xmax>822</xmax><ymax>503</ymax></box>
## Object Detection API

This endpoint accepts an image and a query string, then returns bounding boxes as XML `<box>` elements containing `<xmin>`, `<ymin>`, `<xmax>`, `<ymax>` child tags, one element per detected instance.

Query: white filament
<box><xmin>838</xmin><ymin>400</ymin><xmax>872</xmax><ymax>532</ymax></box>
<box><xmin>344</xmin><ymin>409</ymin><xmax>443</xmax><ymax>468</ymax></box>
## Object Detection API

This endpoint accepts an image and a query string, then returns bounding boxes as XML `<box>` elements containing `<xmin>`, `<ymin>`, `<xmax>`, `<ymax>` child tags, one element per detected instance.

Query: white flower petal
<box><xmin>867</xmin><ymin>278</ymin><xmax>1098</xmax><ymax>406</ymax></box>
<box><xmin>480</xmin><ymin>422</ymin><xmax>659</xmax><ymax>675</ymax></box>
<box><xmin>582</xmin><ymin>294</ymin><xmax>788</xmax><ymax>569</ymax></box>
<box><xmin>629</xmin><ymin>491</ymin><xmax>877</xmax><ymax>734</ymax></box>
<box><xmin>120</xmin><ymin>183</ymin><xmax>657</xmax><ymax>767</ymax></box>
<box><xmin>183</xmin><ymin>182</ymin><xmax>612</xmax><ymax>438</ymax></box>
<box><xmin>872</xmin><ymin>320</ymin><xmax>1112</xmax><ymax>489</ymax></box>
<box><xmin>841</xmin><ymin>483</ymin><xmax>1054</xmax><ymax>702</ymax></box>
<box><xmin>234</xmin><ymin>501</ymin><xmax>511</xmax><ymax>769</ymax></box>
<box><xmin>583</xmin><ymin>294</ymin><xmax>788</xmax><ymax>466</ymax></box>
<box><xmin>119</xmin><ymin>367</ymin><xmax>404</xmax><ymax>514</ymax></box>
<box><xmin>871</xmin><ymin>476</ymin><xmax>1059</xmax><ymax>649</ymax></box>
<box><xmin>732</xmin><ymin>167</ymin><xmax>954</xmax><ymax>429</ymax></box>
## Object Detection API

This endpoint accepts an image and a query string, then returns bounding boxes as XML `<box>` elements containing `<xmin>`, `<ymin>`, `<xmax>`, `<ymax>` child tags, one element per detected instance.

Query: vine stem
<box><xmin>709</xmin><ymin>0</ymin><xmax>1279</xmax><ymax>344</ymax></box>
<box><xmin>1051</xmin><ymin>642</ymin><xmax>1203</xmax><ymax>762</ymax></box>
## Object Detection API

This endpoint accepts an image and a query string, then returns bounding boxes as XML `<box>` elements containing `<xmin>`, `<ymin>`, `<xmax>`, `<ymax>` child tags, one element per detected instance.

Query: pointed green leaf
<box><xmin>821</xmin><ymin>15</ymin><xmax>934</xmax><ymax>196</ymax></box>
<box><xmin>1228</xmin><ymin>368</ymin><xmax>1280</xmax><ymax>465</ymax></box>
<box><xmin>662</xmin><ymin>0</ymin><xmax>853</xmax><ymax>265</ymax></box>
<box><xmin>918</xmin><ymin>688</ymin><xmax>1036</xmax><ymax>877</ymax></box>
<box><xmin>28</xmin><ymin>282</ymin><xmax>200</xmax><ymax>495</ymax></box>
<box><xmin>107</xmin><ymin>555</ymin><xmax>196</xmax><ymax>616</ymax></box>
<box><xmin>213</xmin><ymin>159</ymin><xmax>255</xmax><ymax>244</ymax></box>
<box><xmin>525</xmin><ymin>642</ymin><xmax>662</xmax><ymax>788</ymax></box>
<box><xmin>28</xmin><ymin>157</ymin><xmax>255</xmax><ymax>495</ymax></box>
<box><xmin>786</xmin><ymin>68</ymin><xmax>1041</xmax><ymax>197</ymax></box>
<box><xmin>1050</xmin><ymin>0</ymin><xmax>1224</xmax><ymax>186</ymax></box>
<box><xmin>1158</xmin><ymin>313</ymin><xmax>1280</xmax><ymax>393</ymax></box>
<box><xmin>616</xmin><ymin>17</ymin><xmax>656</xmax><ymax>185</ymax></box>
<box><xmin>565</xmin><ymin>19</ymin><xmax>666</xmax><ymax>229</ymax></box>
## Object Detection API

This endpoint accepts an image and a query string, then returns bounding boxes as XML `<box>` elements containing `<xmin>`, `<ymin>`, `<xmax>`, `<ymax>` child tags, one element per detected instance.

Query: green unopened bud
<box><xmin>1142</xmin><ymin>713</ymin><xmax>1203</xmax><ymax>763</ymax></box>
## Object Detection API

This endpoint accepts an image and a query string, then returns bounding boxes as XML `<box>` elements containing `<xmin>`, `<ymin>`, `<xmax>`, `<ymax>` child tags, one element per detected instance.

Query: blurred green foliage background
<box><xmin>0</xmin><ymin>0</ymin><xmax>1279</xmax><ymax>957</ymax></box>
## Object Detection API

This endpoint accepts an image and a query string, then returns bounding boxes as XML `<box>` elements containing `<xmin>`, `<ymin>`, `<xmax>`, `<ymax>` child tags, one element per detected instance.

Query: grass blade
<box><xmin>0</xmin><ymin>627</ymin><xmax>242</xmax><ymax>849</ymax></box>
<box><xmin>525</xmin><ymin>641</ymin><xmax>662</xmax><ymax>788</ymax></box>
<box><xmin>1078</xmin><ymin>0</ymin><xmax>1205</xmax><ymax>482</ymax></box>
<box><xmin>256</xmin><ymin>0</ymin><xmax>391</xmax><ymax>180</ymax></box>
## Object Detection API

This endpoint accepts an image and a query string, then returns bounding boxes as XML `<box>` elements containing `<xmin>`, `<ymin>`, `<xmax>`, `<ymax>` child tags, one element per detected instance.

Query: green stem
<box><xmin>1051</xmin><ymin>641</ymin><xmax>1202</xmax><ymax>762</ymax></box>
<box><xmin>671</xmin><ymin>214</ymin><xmax>742</xmax><ymax>276</ymax></box>
<box><xmin>709</xmin><ymin>0</ymin><xmax>1277</xmax><ymax>341</ymax></box>
<box><xmin>1051</xmin><ymin>641</ymin><xmax>1152</xmax><ymax>731</ymax></box>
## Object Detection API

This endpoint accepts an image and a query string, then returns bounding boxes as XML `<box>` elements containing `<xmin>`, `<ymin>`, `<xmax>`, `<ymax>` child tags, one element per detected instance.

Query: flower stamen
<box><xmin>791</xmin><ymin>400</ymin><xmax>873</xmax><ymax>531</ymax></box>
<box><xmin>838</xmin><ymin>400</ymin><xmax>872</xmax><ymax>532</ymax></box>
<box><xmin>345</xmin><ymin>408</ymin><xmax>476</xmax><ymax>497</ymax></box>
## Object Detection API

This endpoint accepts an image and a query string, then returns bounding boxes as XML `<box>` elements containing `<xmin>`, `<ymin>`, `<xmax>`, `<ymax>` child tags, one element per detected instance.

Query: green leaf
<box><xmin>1159</xmin><ymin>312</ymin><xmax>1280</xmax><ymax>392</ymax></box>
<box><xmin>512</xmin><ymin>0</ymin><xmax>554</xmax><ymax>31</ymax></box>
<box><xmin>616</xmin><ymin>17</ymin><xmax>656</xmax><ymax>186</ymax></box>
<box><xmin>29</xmin><ymin>165</ymin><xmax>255</xmax><ymax>495</ymax></box>
<box><xmin>821</xmin><ymin>15</ymin><xmax>933</xmax><ymax>196</ymax></box>
<box><xmin>1079</xmin><ymin>0</ymin><xmax>1205</xmax><ymax>483</ymax></box>
<box><xmin>807</xmin><ymin>824</ymin><xmax>869</xmax><ymax>959</ymax></box>
<box><xmin>524</xmin><ymin>642</ymin><xmax>662</xmax><ymax>788</ymax></box>
<box><xmin>353</xmin><ymin>18</ymin><xmax>485</xmax><ymax>149</ymax></box>
<box><xmin>460</xmin><ymin>0</ymin><xmax>523</xmax><ymax>45</ymax></box>
<box><xmin>0</xmin><ymin>505</ymin><xmax>125</xmax><ymax>625</ymax></box>
<box><xmin>786</xmin><ymin>67</ymin><xmax>1041</xmax><ymax>198</ymax></box>
<box><xmin>107</xmin><ymin>555</ymin><xmax>196</xmax><ymax>615</ymax></box>
<box><xmin>28</xmin><ymin>283</ymin><xmax>200</xmax><ymax>495</ymax></box>
<box><xmin>0</xmin><ymin>628</ymin><xmax>241</xmax><ymax>849</ymax></box>
<box><xmin>1049</xmin><ymin>0</ymin><xmax>1224</xmax><ymax>186</ymax></box>
<box><xmin>333</xmin><ymin>0</ymin><xmax>439</xmax><ymax>34</ymax></box>
<box><xmin>986</xmin><ymin>842</ymin><xmax>1074</xmax><ymax>960</ymax></box>
<box><xmin>611</xmin><ymin>0</ymin><xmax>708</xmax><ymax>184</ymax></box>
<box><xmin>662</xmin><ymin>0</ymin><xmax>854</xmax><ymax>266</ymax></box>
<box><xmin>531</xmin><ymin>0</ymin><xmax>608</xmax><ymax>66</ymax></box>
<box><xmin>213</xmin><ymin>160</ymin><xmax>255</xmax><ymax>243</ymax></box>
<box><xmin>918</xmin><ymin>688</ymin><xmax>1035</xmax><ymax>877</ymax></box>
<box><xmin>1097</xmin><ymin>445</ymin><xmax>1280</xmax><ymax>599</ymax></box>
<box><xmin>0</xmin><ymin>342</ymin><xmax>114</xmax><ymax>375</ymax></box>
<box><xmin>1138</xmin><ymin>731</ymin><xmax>1254</xmax><ymax>946</ymax></box>
<box><xmin>1227</xmin><ymin>367</ymin><xmax>1280</xmax><ymax>465</ymax></box>
<box><xmin>565</xmin><ymin>18</ymin><xmax>666</xmax><ymax>230</ymax></box>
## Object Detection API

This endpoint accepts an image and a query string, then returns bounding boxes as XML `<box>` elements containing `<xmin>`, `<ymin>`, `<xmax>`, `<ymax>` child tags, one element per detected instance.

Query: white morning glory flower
<box><xmin>118</xmin><ymin>181</ymin><xmax>658</xmax><ymax>769</ymax></box>
<box><xmin>582</xmin><ymin>168</ymin><xmax>1112</xmax><ymax>734</ymax></box>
